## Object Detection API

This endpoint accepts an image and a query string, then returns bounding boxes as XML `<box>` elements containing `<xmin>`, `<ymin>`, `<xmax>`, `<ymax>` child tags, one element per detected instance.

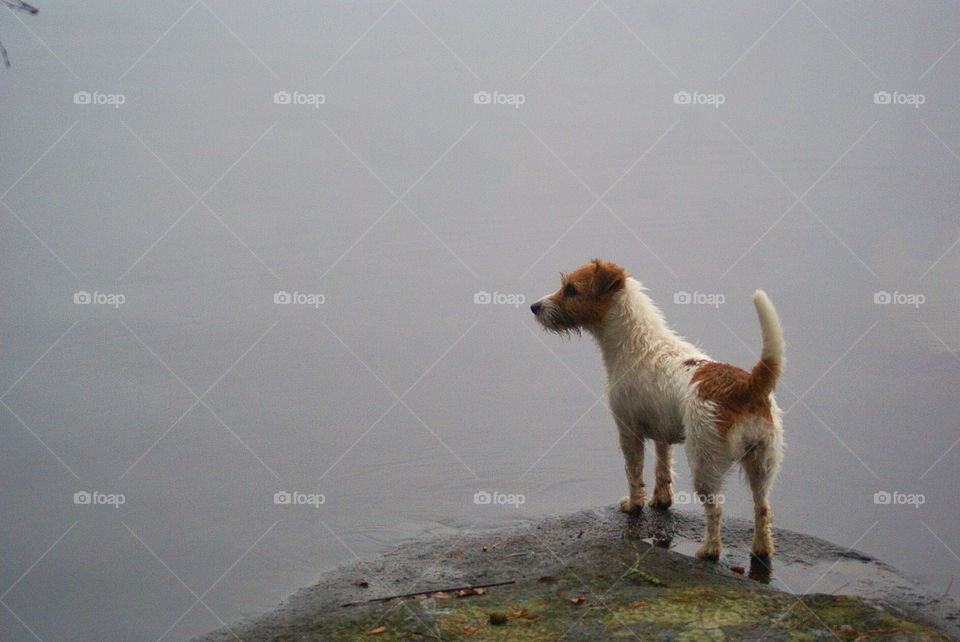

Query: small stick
<box><xmin>340</xmin><ymin>580</ymin><xmax>515</xmax><ymax>607</ymax></box>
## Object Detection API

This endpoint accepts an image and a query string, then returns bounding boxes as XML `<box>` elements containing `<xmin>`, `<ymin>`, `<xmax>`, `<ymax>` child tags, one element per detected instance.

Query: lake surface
<box><xmin>1</xmin><ymin>2</ymin><xmax>958</xmax><ymax>639</ymax></box>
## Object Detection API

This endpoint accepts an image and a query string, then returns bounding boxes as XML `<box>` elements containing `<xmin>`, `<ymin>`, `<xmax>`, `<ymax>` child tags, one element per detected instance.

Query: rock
<box><xmin>195</xmin><ymin>507</ymin><xmax>959</xmax><ymax>640</ymax></box>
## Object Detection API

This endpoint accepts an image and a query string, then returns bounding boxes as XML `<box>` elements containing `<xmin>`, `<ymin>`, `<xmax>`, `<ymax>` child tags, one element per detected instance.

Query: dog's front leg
<box><xmin>617</xmin><ymin>427</ymin><xmax>645</xmax><ymax>513</ymax></box>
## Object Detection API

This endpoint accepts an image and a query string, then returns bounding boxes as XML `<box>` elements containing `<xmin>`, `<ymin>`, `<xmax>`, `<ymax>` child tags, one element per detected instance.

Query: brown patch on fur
<box><xmin>691</xmin><ymin>361</ymin><xmax>774</xmax><ymax>438</ymax></box>
<box><xmin>683</xmin><ymin>358</ymin><xmax>708</xmax><ymax>367</ymax></box>
<box><xmin>547</xmin><ymin>259</ymin><xmax>627</xmax><ymax>331</ymax></box>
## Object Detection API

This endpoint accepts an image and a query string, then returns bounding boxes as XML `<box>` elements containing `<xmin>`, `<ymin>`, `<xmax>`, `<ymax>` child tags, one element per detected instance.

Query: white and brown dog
<box><xmin>531</xmin><ymin>260</ymin><xmax>784</xmax><ymax>561</ymax></box>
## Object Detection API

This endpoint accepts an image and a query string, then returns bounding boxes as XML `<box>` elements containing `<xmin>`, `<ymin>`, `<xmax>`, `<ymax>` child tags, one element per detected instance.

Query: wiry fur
<box><xmin>531</xmin><ymin>260</ymin><xmax>785</xmax><ymax>560</ymax></box>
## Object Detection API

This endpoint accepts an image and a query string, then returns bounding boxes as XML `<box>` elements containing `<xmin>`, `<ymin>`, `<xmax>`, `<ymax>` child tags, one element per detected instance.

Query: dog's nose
<box><xmin>530</xmin><ymin>301</ymin><xmax>543</xmax><ymax>315</ymax></box>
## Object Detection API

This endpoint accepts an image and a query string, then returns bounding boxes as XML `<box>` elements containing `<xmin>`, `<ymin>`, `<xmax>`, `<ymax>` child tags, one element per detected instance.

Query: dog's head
<box><xmin>530</xmin><ymin>259</ymin><xmax>628</xmax><ymax>335</ymax></box>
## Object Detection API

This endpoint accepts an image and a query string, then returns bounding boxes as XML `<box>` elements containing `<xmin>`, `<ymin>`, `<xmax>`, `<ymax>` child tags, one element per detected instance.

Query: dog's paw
<box><xmin>695</xmin><ymin>543</ymin><xmax>721</xmax><ymax>561</ymax></box>
<box><xmin>619</xmin><ymin>496</ymin><xmax>643</xmax><ymax>513</ymax></box>
<box><xmin>649</xmin><ymin>487</ymin><xmax>673</xmax><ymax>509</ymax></box>
<box><xmin>751</xmin><ymin>540</ymin><xmax>774</xmax><ymax>559</ymax></box>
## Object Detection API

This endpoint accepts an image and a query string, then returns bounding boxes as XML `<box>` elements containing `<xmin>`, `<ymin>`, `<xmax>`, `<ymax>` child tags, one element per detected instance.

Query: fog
<box><xmin>1</xmin><ymin>2</ymin><xmax>958</xmax><ymax>639</ymax></box>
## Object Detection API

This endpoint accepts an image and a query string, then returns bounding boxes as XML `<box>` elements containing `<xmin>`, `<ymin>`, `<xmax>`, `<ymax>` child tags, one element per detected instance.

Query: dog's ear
<box><xmin>592</xmin><ymin>261</ymin><xmax>625</xmax><ymax>295</ymax></box>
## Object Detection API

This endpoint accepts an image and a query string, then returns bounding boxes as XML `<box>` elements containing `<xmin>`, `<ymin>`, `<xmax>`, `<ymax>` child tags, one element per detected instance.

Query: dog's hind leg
<box><xmin>650</xmin><ymin>441</ymin><xmax>674</xmax><ymax>509</ymax></box>
<box><xmin>743</xmin><ymin>442</ymin><xmax>780</xmax><ymax>558</ymax></box>
<box><xmin>689</xmin><ymin>452</ymin><xmax>732</xmax><ymax>561</ymax></box>
<box><xmin>618</xmin><ymin>427</ymin><xmax>645</xmax><ymax>513</ymax></box>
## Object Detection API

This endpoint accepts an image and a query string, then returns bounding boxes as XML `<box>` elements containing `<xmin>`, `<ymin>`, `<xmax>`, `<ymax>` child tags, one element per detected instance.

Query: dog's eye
<box><xmin>563</xmin><ymin>283</ymin><xmax>578</xmax><ymax>297</ymax></box>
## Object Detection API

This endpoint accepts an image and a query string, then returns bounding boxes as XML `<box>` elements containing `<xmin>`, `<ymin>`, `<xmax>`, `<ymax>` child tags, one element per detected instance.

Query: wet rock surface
<box><xmin>196</xmin><ymin>507</ymin><xmax>959</xmax><ymax>640</ymax></box>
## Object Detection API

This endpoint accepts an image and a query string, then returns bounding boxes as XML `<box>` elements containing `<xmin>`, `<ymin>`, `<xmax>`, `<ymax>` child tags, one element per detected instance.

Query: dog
<box><xmin>531</xmin><ymin>259</ymin><xmax>784</xmax><ymax>561</ymax></box>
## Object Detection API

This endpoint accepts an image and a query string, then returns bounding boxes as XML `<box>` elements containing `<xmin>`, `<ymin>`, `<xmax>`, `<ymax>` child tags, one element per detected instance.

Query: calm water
<box><xmin>1</xmin><ymin>2</ymin><xmax>958</xmax><ymax>639</ymax></box>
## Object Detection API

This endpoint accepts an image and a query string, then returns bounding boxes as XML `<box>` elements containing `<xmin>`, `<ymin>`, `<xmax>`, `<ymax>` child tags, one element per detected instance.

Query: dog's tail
<box><xmin>748</xmin><ymin>290</ymin><xmax>784</xmax><ymax>400</ymax></box>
